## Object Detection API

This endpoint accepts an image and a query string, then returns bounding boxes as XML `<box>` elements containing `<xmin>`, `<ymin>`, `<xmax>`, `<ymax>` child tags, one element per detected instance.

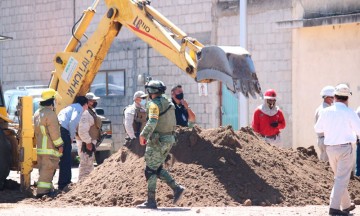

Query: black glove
<box><xmin>81</xmin><ymin>142</ymin><xmax>95</xmax><ymax>157</ymax></box>
<box><xmin>125</xmin><ymin>137</ymin><xmax>136</xmax><ymax>141</ymax></box>
<box><xmin>270</xmin><ymin>122</ymin><xmax>279</xmax><ymax>128</ymax></box>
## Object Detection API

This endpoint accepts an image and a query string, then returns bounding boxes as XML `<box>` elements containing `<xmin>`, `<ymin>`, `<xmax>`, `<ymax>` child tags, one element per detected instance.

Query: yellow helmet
<box><xmin>40</xmin><ymin>88</ymin><xmax>57</xmax><ymax>101</ymax></box>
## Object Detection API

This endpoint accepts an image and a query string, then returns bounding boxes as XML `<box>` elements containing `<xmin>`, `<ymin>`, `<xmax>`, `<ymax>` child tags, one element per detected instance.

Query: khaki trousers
<box><xmin>37</xmin><ymin>155</ymin><xmax>59</xmax><ymax>194</ymax></box>
<box><xmin>326</xmin><ymin>144</ymin><xmax>353</xmax><ymax>210</ymax></box>
<box><xmin>76</xmin><ymin>140</ymin><xmax>94</xmax><ymax>181</ymax></box>
<box><xmin>317</xmin><ymin>136</ymin><xmax>328</xmax><ymax>161</ymax></box>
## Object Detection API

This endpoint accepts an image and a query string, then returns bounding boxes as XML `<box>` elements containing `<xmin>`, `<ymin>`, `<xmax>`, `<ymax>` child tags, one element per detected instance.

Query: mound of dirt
<box><xmin>45</xmin><ymin>126</ymin><xmax>360</xmax><ymax>207</ymax></box>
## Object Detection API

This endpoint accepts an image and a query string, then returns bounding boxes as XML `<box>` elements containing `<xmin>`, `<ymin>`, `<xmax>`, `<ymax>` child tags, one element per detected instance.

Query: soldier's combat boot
<box><xmin>137</xmin><ymin>192</ymin><xmax>157</xmax><ymax>209</ymax></box>
<box><xmin>173</xmin><ymin>185</ymin><xmax>185</xmax><ymax>204</ymax></box>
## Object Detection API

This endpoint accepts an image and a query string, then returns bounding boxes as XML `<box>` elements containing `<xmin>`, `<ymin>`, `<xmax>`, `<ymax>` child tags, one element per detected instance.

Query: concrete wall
<box><xmin>247</xmin><ymin>0</ymin><xmax>293</xmax><ymax>148</ymax></box>
<box><xmin>292</xmin><ymin>23</ymin><xmax>360</xmax><ymax>148</ymax></box>
<box><xmin>0</xmin><ymin>0</ymin><xmax>216</xmax><ymax>151</ymax></box>
<box><xmin>2</xmin><ymin>0</ymin><xmax>360</xmax><ymax>151</ymax></box>
<box><xmin>0</xmin><ymin>0</ymin><xmax>73</xmax><ymax>87</ymax></box>
<box><xmin>298</xmin><ymin>0</ymin><xmax>360</xmax><ymax>19</ymax></box>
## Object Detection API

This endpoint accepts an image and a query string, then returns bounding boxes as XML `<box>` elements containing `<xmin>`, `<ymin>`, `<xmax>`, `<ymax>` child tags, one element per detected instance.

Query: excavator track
<box><xmin>0</xmin><ymin>129</ymin><xmax>12</xmax><ymax>190</ymax></box>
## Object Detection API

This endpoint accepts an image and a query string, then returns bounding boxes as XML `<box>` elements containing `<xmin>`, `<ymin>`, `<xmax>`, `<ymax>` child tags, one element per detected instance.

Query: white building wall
<box><xmin>3</xmin><ymin>0</ymin><xmax>358</xmax><ymax>151</ymax></box>
<box><xmin>247</xmin><ymin>1</ymin><xmax>293</xmax><ymax>148</ymax></box>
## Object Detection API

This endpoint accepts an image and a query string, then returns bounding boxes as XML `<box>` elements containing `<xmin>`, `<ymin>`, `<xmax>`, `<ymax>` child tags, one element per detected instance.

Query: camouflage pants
<box><xmin>144</xmin><ymin>135</ymin><xmax>177</xmax><ymax>193</ymax></box>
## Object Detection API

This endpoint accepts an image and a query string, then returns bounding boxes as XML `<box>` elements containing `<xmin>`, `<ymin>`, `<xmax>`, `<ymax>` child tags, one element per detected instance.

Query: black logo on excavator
<box><xmin>133</xmin><ymin>16</ymin><xmax>150</xmax><ymax>33</ymax></box>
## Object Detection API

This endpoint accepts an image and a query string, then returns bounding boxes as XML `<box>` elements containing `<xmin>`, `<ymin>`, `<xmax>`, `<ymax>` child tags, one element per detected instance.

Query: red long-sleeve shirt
<box><xmin>252</xmin><ymin>108</ymin><xmax>286</xmax><ymax>136</ymax></box>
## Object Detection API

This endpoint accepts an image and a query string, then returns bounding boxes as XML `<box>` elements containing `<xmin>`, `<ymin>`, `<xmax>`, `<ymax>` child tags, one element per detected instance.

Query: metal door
<box><xmin>221</xmin><ymin>84</ymin><xmax>239</xmax><ymax>130</ymax></box>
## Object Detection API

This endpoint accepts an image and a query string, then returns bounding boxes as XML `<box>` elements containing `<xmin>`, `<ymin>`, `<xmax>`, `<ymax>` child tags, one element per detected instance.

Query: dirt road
<box><xmin>0</xmin><ymin>204</ymin><xmax>356</xmax><ymax>216</ymax></box>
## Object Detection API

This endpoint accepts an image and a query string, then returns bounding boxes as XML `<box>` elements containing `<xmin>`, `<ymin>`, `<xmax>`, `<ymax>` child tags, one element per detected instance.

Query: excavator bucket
<box><xmin>196</xmin><ymin>46</ymin><xmax>262</xmax><ymax>98</ymax></box>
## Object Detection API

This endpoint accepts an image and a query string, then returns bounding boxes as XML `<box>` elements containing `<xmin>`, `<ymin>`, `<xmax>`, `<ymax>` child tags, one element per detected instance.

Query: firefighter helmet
<box><xmin>40</xmin><ymin>88</ymin><xmax>57</xmax><ymax>101</ymax></box>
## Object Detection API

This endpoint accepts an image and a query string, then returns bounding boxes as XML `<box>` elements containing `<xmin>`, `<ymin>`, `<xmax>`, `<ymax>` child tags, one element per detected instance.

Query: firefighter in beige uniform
<box><xmin>34</xmin><ymin>89</ymin><xmax>64</xmax><ymax>197</ymax></box>
<box><xmin>76</xmin><ymin>92</ymin><xmax>102</xmax><ymax>181</ymax></box>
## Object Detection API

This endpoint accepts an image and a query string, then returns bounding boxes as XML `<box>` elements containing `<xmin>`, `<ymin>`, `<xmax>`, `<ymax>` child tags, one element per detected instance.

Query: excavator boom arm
<box><xmin>18</xmin><ymin>0</ymin><xmax>262</xmax><ymax>190</ymax></box>
<box><xmin>50</xmin><ymin>0</ymin><xmax>261</xmax><ymax>113</ymax></box>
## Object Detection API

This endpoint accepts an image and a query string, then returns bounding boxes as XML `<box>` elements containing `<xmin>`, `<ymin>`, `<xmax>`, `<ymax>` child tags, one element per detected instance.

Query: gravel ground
<box><xmin>7</xmin><ymin>168</ymin><xmax>79</xmax><ymax>187</ymax></box>
<box><xmin>2</xmin><ymin>166</ymin><xmax>358</xmax><ymax>215</ymax></box>
<box><xmin>2</xmin><ymin>132</ymin><xmax>358</xmax><ymax>216</ymax></box>
<box><xmin>0</xmin><ymin>204</ymin><xmax>352</xmax><ymax>216</ymax></box>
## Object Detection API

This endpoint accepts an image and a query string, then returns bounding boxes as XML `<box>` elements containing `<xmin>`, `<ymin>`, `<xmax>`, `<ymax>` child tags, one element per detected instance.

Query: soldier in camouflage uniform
<box><xmin>137</xmin><ymin>80</ymin><xmax>185</xmax><ymax>209</ymax></box>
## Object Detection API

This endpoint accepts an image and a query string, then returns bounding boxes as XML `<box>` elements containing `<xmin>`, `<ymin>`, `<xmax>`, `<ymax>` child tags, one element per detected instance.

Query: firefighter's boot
<box><xmin>137</xmin><ymin>191</ymin><xmax>157</xmax><ymax>209</ymax></box>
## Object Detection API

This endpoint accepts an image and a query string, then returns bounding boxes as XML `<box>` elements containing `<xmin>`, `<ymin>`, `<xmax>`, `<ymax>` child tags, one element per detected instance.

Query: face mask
<box><xmin>175</xmin><ymin>93</ymin><xmax>184</xmax><ymax>100</ymax></box>
<box><xmin>266</xmin><ymin>99</ymin><xmax>276</xmax><ymax>109</ymax></box>
<box><xmin>140</xmin><ymin>99</ymin><xmax>146</xmax><ymax>107</ymax></box>
<box><xmin>92</xmin><ymin>101</ymin><xmax>98</xmax><ymax>108</ymax></box>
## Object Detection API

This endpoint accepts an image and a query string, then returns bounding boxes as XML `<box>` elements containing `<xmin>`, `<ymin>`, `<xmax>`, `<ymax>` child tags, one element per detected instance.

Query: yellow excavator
<box><xmin>0</xmin><ymin>0</ymin><xmax>262</xmax><ymax>193</ymax></box>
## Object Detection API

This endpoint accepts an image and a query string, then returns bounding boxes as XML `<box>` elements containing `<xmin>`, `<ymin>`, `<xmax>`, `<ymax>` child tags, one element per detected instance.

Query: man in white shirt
<box><xmin>314</xmin><ymin>83</ymin><xmax>360</xmax><ymax>216</ymax></box>
<box><xmin>315</xmin><ymin>85</ymin><xmax>335</xmax><ymax>161</ymax></box>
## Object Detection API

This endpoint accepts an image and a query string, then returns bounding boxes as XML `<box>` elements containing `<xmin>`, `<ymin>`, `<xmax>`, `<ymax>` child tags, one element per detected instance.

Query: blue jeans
<box><xmin>356</xmin><ymin>140</ymin><xmax>360</xmax><ymax>176</ymax></box>
<box><xmin>58</xmin><ymin>127</ymin><xmax>72</xmax><ymax>190</ymax></box>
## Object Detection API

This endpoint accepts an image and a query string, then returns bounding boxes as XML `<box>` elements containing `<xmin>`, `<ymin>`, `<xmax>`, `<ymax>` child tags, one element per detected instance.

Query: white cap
<box><xmin>85</xmin><ymin>92</ymin><xmax>100</xmax><ymax>100</ymax></box>
<box><xmin>133</xmin><ymin>91</ymin><xmax>147</xmax><ymax>100</ymax></box>
<box><xmin>320</xmin><ymin>86</ymin><xmax>335</xmax><ymax>97</ymax></box>
<box><xmin>334</xmin><ymin>84</ymin><xmax>352</xmax><ymax>97</ymax></box>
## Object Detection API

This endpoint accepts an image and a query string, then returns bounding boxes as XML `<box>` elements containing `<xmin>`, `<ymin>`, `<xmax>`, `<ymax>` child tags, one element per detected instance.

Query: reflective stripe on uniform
<box><xmin>37</xmin><ymin>181</ymin><xmax>52</xmax><ymax>189</ymax></box>
<box><xmin>36</xmin><ymin>149</ymin><xmax>62</xmax><ymax>157</ymax></box>
<box><xmin>38</xmin><ymin>125</ymin><xmax>62</xmax><ymax>157</ymax></box>
<box><xmin>53</xmin><ymin>137</ymin><xmax>63</xmax><ymax>147</ymax></box>
<box><xmin>40</xmin><ymin>126</ymin><xmax>48</xmax><ymax>150</ymax></box>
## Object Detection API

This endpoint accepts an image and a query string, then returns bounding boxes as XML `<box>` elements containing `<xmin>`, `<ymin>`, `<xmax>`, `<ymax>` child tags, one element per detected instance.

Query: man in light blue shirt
<box><xmin>57</xmin><ymin>96</ymin><xmax>88</xmax><ymax>190</ymax></box>
<box><xmin>314</xmin><ymin>84</ymin><xmax>360</xmax><ymax>215</ymax></box>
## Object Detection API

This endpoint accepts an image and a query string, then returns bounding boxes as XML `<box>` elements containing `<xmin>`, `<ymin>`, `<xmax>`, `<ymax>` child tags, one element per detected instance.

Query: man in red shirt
<box><xmin>252</xmin><ymin>89</ymin><xmax>286</xmax><ymax>145</ymax></box>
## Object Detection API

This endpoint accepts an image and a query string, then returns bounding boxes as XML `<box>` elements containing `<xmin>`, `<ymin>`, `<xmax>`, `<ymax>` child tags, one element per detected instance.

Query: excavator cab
<box><xmin>196</xmin><ymin>46</ymin><xmax>262</xmax><ymax>98</ymax></box>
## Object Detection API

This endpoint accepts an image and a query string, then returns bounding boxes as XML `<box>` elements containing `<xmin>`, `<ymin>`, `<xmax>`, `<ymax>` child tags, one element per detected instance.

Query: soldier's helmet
<box><xmin>145</xmin><ymin>80</ymin><xmax>166</xmax><ymax>94</ymax></box>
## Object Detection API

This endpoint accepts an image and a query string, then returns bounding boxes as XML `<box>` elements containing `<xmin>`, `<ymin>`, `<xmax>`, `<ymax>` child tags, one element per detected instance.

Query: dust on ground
<box><xmin>2</xmin><ymin>125</ymin><xmax>360</xmax><ymax>207</ymax></box>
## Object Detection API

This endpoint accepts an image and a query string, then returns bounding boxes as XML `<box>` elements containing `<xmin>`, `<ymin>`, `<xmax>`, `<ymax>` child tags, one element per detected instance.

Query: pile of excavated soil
<box><xmin>25</xmin><ymin>126</ymin><xmax>360</xmax><ymax>207</ymax></box>
<box><xmin>4</xmin><ymin>127</ymin><xmax>360</xmax><ymax>207</ymax></box>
